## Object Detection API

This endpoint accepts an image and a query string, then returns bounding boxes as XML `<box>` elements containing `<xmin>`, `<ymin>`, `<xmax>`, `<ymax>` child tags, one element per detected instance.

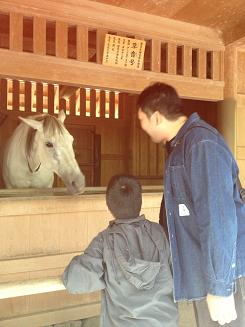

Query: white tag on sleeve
<box><xmin>178</xmin><ymin>204</ymin><xmax>190</xmax><ymax>217</ymax></box>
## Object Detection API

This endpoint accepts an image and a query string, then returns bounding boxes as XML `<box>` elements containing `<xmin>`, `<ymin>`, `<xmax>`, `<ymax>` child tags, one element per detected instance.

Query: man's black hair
<box><xmin>137</xmin><ymin>82</ymin><xmax>182</xmax><ymax>120</ymax></box>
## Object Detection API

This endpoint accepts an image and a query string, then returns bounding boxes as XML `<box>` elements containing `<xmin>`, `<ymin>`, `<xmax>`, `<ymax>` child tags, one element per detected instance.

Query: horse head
<box><xmin>18</xmin><ymin>110</ymin><xmax>85</xmax><ymax>194</ymax></box>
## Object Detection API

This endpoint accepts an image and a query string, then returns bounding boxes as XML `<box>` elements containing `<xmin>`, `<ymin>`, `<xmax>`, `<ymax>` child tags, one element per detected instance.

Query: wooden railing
<box><xmin>0</xmin><ymin>11</ymin><xmax>224</xmax><ymax>82</ymax></box>
<box><xmin>0</xmin><ymin>0</ymin><xmax>225</xmax><ymax>100</ymax></box>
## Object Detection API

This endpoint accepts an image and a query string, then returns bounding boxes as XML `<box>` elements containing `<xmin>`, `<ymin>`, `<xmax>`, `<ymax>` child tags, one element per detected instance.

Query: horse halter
<box><xmin>27</xmin><ymin>157</ymin><xmax>41</xmax><ymax>173</ymax></box>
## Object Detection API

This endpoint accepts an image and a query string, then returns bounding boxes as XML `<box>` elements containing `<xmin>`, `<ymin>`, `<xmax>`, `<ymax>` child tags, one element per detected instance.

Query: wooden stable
<box><xmin>0</xmin><ymin>0</ymin><xmax>245</xmax><ymax>326</ymax></box>
<box><xmin>0</xmin><ymin>187</ymin><xmax>162</xmax><ymax>326</ymax></box>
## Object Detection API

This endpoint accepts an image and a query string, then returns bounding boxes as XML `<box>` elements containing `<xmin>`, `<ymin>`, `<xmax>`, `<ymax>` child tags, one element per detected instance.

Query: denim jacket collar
<box><xmin>171</xmin><ymin>112</ymin><xmax>200</xmax><ymax>148</ymax></box>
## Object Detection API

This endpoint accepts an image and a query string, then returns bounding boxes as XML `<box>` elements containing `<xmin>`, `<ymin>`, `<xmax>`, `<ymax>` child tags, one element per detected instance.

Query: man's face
<box><xmin>138</xmin><ymin>108</ymin><xmax>167</xmax><ymax>144</ymax></box>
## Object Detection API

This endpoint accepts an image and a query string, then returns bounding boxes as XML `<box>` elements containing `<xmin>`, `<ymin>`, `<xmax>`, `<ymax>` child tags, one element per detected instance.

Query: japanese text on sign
<box><xmin>102</xmin><ymin>34</ymin><xmax>146</xmax><ymax>70</ymax></box>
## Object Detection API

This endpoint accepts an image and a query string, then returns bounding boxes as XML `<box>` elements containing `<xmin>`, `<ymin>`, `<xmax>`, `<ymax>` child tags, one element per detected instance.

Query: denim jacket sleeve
<box><xmin>186</xmin><ymin>140</ymin><xmax>237</xmax><ymax>296</ymax></box>
<box><xmin>62</xmin><ymin>233</ymin><xmax>106</xmax><ymax>293</ymax></box>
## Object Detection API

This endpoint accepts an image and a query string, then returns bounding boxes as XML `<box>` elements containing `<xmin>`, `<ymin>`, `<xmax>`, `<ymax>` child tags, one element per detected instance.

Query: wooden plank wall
<box><xmin>0</xmin><ymin>191</ymin><xmax>162</xmax><ymax>326</ymax></box>
<box><xmin>0</xmin><ymin>1</ymin><xmax>224</xmax><ymax>100</ymax></box>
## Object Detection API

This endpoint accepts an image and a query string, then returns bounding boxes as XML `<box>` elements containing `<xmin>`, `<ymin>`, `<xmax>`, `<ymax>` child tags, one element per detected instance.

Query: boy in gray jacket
<box><xmin>62</xmin><ymin>174</ymin><xmax>178</xmax><ymax>327</ymax></box>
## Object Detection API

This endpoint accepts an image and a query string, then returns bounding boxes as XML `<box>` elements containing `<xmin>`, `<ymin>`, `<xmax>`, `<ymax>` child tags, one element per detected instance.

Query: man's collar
<box><xmin>170</xmin><ymin>112</ymin><xmax>200</xmax><ymax>147</ymax></box>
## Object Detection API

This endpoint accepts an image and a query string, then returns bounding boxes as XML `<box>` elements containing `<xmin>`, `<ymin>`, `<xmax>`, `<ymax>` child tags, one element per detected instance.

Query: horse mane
<box><xmin>25</xmin><ymin>114</ymin><xmax>65</xmax><ymax>158</ymax></box>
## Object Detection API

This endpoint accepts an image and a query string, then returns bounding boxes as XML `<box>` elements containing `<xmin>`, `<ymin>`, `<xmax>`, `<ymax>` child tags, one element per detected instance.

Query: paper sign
<box><xmin>102</xmin><ymin>34</ymin><xmax>146</xmax><ymax>70</ymax></box>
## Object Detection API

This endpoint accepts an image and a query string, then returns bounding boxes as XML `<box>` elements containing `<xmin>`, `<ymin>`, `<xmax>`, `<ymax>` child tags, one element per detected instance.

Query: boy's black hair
<box><xmin>137</xmin><ymin>82</ymin><xmax>182</xmax><ymax>120</ymax></box>
<box><xmin>106</xmin><ymin>174</ymin><xmax>142</xmax><ymax>219</ymax></box>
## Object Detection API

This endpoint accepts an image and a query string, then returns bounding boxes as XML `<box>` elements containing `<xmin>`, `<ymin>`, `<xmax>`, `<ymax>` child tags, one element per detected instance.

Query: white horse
<box><xmin>3</xmin><ymin>110</ymin><xmax>85</xmax><ymax>194</ymax></box>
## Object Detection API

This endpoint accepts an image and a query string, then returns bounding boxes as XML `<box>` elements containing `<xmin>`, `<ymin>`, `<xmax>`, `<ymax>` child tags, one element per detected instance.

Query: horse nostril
<box><xmin>71</xmin><ymin>181</ymin><xmax>76</xmax><ymax>188</ymax></box>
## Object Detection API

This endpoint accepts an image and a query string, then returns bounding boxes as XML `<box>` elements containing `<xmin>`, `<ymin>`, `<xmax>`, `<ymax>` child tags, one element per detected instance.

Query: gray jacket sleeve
<box><xmin>62</xmin><ymin>233</ymin><xmax>106</xmax><ymax>294</ymax></box>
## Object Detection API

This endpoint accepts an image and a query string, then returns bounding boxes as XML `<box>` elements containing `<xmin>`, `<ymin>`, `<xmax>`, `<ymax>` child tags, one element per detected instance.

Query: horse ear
<box><xmin>58</xmin><ymin>110</ymin><xmax>66</xmax><ymax>123</ymax></box>
<box><xmin>19</xmin><ymin>116</ymin><xmax>43</xmax><ymax>131</ymax></box>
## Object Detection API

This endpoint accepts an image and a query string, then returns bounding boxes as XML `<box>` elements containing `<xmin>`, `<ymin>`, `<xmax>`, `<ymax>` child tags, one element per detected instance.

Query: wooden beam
<box><xmin>0</xmin><ymin>0</ymin><xmax>224</xmax><ymax>50</ymax></box>
<box><xmin>0</xmin><ymin>49</ymin><xmax>224</xmax><ymax>101</ymax></box>
<box><xmin>0</xmin><ymin>277</ymin><xmax>65</xmax><ymax>299</ymax></box>
<box><xmin>0</xmin><ymin>303</ymin><xmax>101</xmax><ymax>327</ymax></box>
<box><xmin>0</xmin><ymin>252</ymin><xmax>81</xmax><ymax>276</ymax></box>
<box><xmin>223</xmin><ymin>21</ymin><xmax>245</xmax><ymax>46</ymax></box>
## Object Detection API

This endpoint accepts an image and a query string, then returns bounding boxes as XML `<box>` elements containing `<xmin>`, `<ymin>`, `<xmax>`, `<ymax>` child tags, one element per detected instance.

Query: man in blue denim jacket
<box><xmin>138</xmin><ymin>82</ymin><xmax>245</xmax><ymax>326</ymax></box>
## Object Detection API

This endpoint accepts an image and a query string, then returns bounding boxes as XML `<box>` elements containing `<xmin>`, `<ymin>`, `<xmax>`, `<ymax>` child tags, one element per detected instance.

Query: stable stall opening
<box><xmin>0</xmin><ymin>78</ymin><xmax>218</xmax><ymax>190</ymax></box>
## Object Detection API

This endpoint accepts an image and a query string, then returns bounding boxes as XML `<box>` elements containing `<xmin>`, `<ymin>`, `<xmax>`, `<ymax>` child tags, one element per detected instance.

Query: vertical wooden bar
<box><xmin>77</xmin><ymin>25</ymin><xmax>88</xmax><ymax>61</ymax></box>
<box><xmin>7</xmin><ymin>79</ymin><xmax>12</xmax><ymax>110</ymax></box>
<box><xmin>68</xmin><ymin>93</ymin><xmax>75</xmax><ymax>117</ymax></box>
<box><xmin>90</xmin><ymin>89</ymin><xmax>96</xmax><ymax>118</ymax></box>
<box><xmin>114</xmin><ymin>91</ymin><xmax>119</xmax><ymax>119</ymax></box>
<box><xmin>151</xmin><ymin>39</ymin><xmax>161</xmax><ymax>73</ymax></box>
<box><xmin>220</xmin><ymin>51</ymin><xmax>225</xmax><ymax>82</ymax></box>
<box><xmin>25</xmin><ymin>81</ymin><xmax>32</xmax><ymax>113</ymax></box>
<box><xmin>48</xmin><ymin>84</ymin><xmax>55</xmax><ymax>114</ymax></box>
<box><xmin>33</xmin><ymin>17</ymin><xmax>46</xmax><ymax>55</ymax></box>
<box><xmin>56</xmin><ymin>22</ymin><xmax>68</xmax><ymax>58</ymax></box>
<box><xmin>183</xmin><ymin>45</ymin><xmax>192</xmax><ymax>77</ymax></box>
<box><xmin>167</xmin><ymin>43</ymin><xmax>177</xmax><ymax>75</ymax></box>
<box><xmin>79</xmin><ymin>88</ymin><xmax>86</xmax><ymax>117</ymax></box>
<box><xmin>31</xmin><ymin>82</ymin><xmax>37</xmax><ymax>112</ymax></box>
<box><xmin>12</xmin><ymin>80</ymin><xmax>20</xmax><ymax>112</ymax></box>
<box><xmin>53</xmin><ymin>84</ymin><xmax>59</xmax><ymax>113</ymax></box>
<box><xmin>212</xmin><ymin>51</ymin><xmax>220</xmax><ymax>81</ymax></box>
<box><xmin>95</xmin><ymin>89</ymin><xmax>100</xmax><ymax>117</ymax></box>
<box><xmin>0</xmin><ymin>79</ymin><xmax>7</xmax><ymax>112</ymax></box>
<box><xmin>96</xmin><ymin>29</ymin><xmax>107</xmax><ymax>64</ymax></box>
<box><xmin>157</xmin><ymin>144</ymin><xmax>165</xmax><ymax>176</ymax></box>
<box><xmin>75</xmin><ymin>88</ymin><xmax>80</xmax><ymax>116</ymax></box>
<box><xmin>36</xmin><ymin>82</ymin><xmax>43</xmax><ymax>113</ymax></box>
<box><xmin>149</xmin><ymin>142</ymin><xmax>157</xmax><ymax>176</ymax></box>
<box><xmin>19</xmin><ymin>80</ymin><xmax>25</xmax><ymax>112</ymax></box>
<box><xmin>100</xmin><ymin>90</ymin><xmax>105</xmax><ymax>118</ymax></box>
<box><xmin>118</xmin><ymin>93</ymin><xmax>124</xmax><ymax>119</ymax></box>
<box><xmin>197</xmin><ymin>49</ymin><xmax>207</xmax><ymax>79</ymax></box>
<box><xmin>109</xmin><ymin>91</ymin><xmax>115</xmax><ymax>119</ymax></box>
<box><xmin>9</xmin><ymin>12</ymin><xmax>23</xmax><ymax>51</ymax></box>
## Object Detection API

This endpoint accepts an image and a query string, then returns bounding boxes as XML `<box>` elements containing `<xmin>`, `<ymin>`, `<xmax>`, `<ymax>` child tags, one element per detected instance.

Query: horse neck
<box><xmin>8</xmin><ymin>123</ymin><xmax>45</xmax><ymax>170</ymax></box>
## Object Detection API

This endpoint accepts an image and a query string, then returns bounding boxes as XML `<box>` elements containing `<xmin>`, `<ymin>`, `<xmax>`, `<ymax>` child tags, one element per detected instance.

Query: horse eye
<box><xmin>45</xmin><ymin>142</ymin><xmax>53</xmax><ymax>148</ymax></box>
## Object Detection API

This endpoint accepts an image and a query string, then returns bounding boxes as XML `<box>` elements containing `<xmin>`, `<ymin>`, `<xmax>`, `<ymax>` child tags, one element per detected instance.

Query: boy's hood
<box><xmin>108</xmin><ymin>215</ymin><xmax>162</xmax><ymax>290</ymax></box>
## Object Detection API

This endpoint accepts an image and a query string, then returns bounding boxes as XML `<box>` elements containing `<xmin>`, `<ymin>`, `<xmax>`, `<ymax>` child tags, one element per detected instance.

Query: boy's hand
<box><xmin>206</xmin><ymin>293</ymin><xmax>237</xmax><ymax>325</ymax></box>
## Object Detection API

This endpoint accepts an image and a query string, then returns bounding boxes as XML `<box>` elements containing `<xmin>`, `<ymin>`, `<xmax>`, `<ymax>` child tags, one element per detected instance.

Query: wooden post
<box><xmin>96</xmin><ymin>29</ymin><xmax>107</xmax><ymax>64</ymax></box>
<box><xmin>90</xmin><ymin>89</ymin><xmax>96</xmax><ymax>117</ymax></box>
<box><xmin>151</xmin><ymin>39</ymin><xmax>161</xmax><ymax>73</ymax></box>
<box><xmin>197</xmin><ymin>49</ymin><xmax>207</xmax><ymax>79</ymax></box>
<box><xmin>56</xmin><ymin>21</ymin><xmax>68</xmax><ymax>58</ymax></box>
<box><xmin>77</xmin><ymin>25</ymin><xmax>88</xmax><ymax>61</ymax></box>
<box><xmin>183</xmin><ymin>45</ymin><xmax>192</xmax><ymax>77</ymax></box>
<box><xmin>100</xmin><ymin>90</ymin><xmax>106</xmax><ymax>118</ymax></box>
<box><xmin>109</xmin><ymin>91</ymin><xmax>115</xmax><ymax>119</ymax></box>
<box><xmin>167</xmin><ymin>43</ymin><xmax>177</xmax><ymax>75</ymax></box>
<box><xmin>212</xmin><ymin>51</ymin><xmax>220</xmax><ymax>81</ymax></box>
<box><xmin>33</xmin><ymin>16</ymin><xmax>46</xmax><ymax>55</ymax></box>
<box><xmin>10</xmin><ymin>12</ymin><xmax>23</xmax><ymax>51</ymax></box>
